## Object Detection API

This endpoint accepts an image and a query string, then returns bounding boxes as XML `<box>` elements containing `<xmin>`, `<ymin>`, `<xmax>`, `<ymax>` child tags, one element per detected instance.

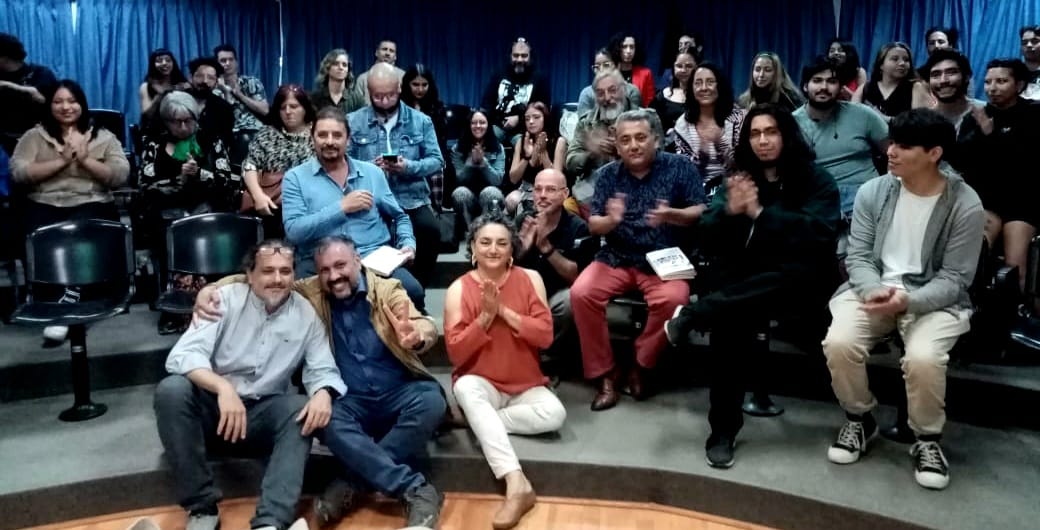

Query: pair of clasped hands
<box><xmin>194</xmin><ymin>290</ymin><xmax>422</xmax><ymax>442</ymax></box>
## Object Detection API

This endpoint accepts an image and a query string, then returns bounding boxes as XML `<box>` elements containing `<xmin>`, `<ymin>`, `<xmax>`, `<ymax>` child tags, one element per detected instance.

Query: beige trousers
<box><xmin>822</xmin><ymin>289</ymin><xmax>970</xmax><ymax>436</ymax></box>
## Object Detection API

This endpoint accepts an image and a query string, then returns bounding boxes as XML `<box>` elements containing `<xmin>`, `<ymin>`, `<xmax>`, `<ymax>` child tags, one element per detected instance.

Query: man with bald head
<box><xmin>348</xmin><ymin>63</ymin><xmax>444</xmax><ymax>288</ymax></box>
<box><xmin>515</xmin><ymin>169</ymin><xmax>589</xmax><ymax>358</ymax></box>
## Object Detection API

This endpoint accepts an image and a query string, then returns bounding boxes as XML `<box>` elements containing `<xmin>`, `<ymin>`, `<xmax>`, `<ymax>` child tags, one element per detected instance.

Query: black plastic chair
<box><xmin>155</xmin><ymin>213</ymin><xmax>263</xmax><ymax>314</ymax></box>
<box><xmin>89</xmin><ymin>109</ymin><xmax>127</xmax><ymax>148</ymax></box>
<box><xmin>12</xmin><ymin>219</ymin><xmax>135</xmax><ymax>421</ymax></box>
<box><xmin>444</xmin><ymin>104</ymin><xmax>472</xmax><ymax>142</ymax></box>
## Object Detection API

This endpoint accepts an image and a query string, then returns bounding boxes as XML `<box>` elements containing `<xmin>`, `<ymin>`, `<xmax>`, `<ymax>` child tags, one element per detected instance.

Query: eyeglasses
<box><xmin>591</xmin><ymin>62</ymin><xmax>613</xmax><ymax>72</ymax></box>
<box><xmin>257</xmin><ymin>246</ymin><xmax>294</xmax><ymax>257</ymax></box>
<box><xmin>533</xmin><ymin>185</ymin><xmax>565</xmax><ymax>194</ymax></box>
<box><xmin>165</xmin><ymin>117</ymin><xmax>197</xmax><ymax>127</ymax></box>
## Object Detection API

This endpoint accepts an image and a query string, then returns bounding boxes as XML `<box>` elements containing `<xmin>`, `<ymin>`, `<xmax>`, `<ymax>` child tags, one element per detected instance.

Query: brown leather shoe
<box><xmin>625</xmin><ymin>367</ymin><xmax>650</xmax><ymax>401</ymax></box>
<box><xmin>492</xmin><ymin>489</ymin><xmax>537</xmax><ymax>529</ymax></box>
<box><xmin>591</xmin><ymin>375</ymin><xmax>620</xmax><ymax>411</ymax></box>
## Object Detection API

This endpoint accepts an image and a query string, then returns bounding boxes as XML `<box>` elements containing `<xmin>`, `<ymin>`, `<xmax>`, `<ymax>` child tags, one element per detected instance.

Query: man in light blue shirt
<box><xmin>793</xmin><ymin>56</ymin><xmax>888</xmax><ymax>257</ymax></box>
<box><xmin>348</xmin><ymin>63</ymin><xmax>444</xmax><ymax>288</ymax></box>
<box><xmin>154</xmin><ymin>239</ymin><xmax>346</xmax><ymax>530</ymax></box>
<box><xmin>282</xmin><ymin>107</ymin><xmax>425</xmax><ymax>311</ymax></box>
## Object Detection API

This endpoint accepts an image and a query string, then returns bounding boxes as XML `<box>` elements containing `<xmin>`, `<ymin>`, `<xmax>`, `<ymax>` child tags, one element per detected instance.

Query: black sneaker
<box><xmin>705</xmin><ymin>434</ymin><xmax>735</xmax><ymax>469</ymax></box>
<box><xmin>664</xmin><ymin>305</ymin><xmax>685</xmax><ymax>347</ymax></box>
<box><xmin>313</xmin><ymin>477</ymin><xmax>358</xmax><ymax>526</ymax></box>
<box><xmin>827</xmin><ymin>418</ymin><xmax>878</xmax><ymax>464</ymax></box>
<box><xmin>403</xmin><ymin>482</ymin><xmax>443</xmax><ymax>528</ymax></box>
<box><xmin>911</xmin><ymin>440</ymin><xmax>950</xmax><ymax>490</ymax></box>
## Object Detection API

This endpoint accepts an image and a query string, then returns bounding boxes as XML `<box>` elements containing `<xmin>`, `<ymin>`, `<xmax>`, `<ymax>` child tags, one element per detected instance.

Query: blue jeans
<box><xmin>389</xmin><ymin>267</ymin><xmax>426</xmax><ymax>313</ymax></box>
<box><xmin>321</xmin><ymin>379</ymin><xmax>446</xmax><ymax>497</ymax></box>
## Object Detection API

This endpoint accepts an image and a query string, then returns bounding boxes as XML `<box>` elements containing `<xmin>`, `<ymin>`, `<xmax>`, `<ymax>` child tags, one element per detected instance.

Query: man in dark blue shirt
<box><xmin>570</xmin><ymin>109</ymin><xmax>707</xmax><ymax>411</ymax></box>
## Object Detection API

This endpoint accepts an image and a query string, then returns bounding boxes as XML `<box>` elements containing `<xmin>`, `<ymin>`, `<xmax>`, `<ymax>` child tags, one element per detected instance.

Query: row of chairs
<box><xmin>12</xmin><ymin>214</ymin><xmax>262</xmax><ymax>421</ymax></box>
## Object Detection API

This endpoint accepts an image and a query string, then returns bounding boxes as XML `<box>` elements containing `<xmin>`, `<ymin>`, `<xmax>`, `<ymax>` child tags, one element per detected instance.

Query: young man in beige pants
<box><xmin>821</xmin><ymin>108</ymin><xmax>984</xmax><ymax>490</ymax></box>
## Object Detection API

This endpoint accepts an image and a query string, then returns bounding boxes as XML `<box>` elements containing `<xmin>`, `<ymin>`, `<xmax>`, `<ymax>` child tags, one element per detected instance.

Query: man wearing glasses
<box><xmin>155</xmin><ymin>239</ymin><xmax>346</xmax><ymax>530</ymax></box>
<box><xmin>514</xmin><ymin>169</ymin><xmax>590</xmax><ymax>363</ymax></box>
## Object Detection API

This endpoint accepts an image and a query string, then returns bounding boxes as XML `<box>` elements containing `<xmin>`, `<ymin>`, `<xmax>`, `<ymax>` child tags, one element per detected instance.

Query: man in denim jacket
<box><xmin>347</xmin><ymin>63</ymin><xmax>444</xmax><ymax>288</ymax></box>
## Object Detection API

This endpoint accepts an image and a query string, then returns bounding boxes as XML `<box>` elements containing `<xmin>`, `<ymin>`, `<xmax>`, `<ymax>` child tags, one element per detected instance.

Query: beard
<box><xmin>189</xmin><ymin>85</ymin><xmax>213</xmax><ymax>99</ymax></box>
<box><xmin>600</xmin><ymin>103</ymin><xmax>623</xmax><ymax>121</ymax></box>
<box><xmin>934</xmin><ymin>85</ymin><xmax>967</xmax><ymax>104</ymax></box>
<box><xmin>807</xmin><ymin>96</ymin><xmax>838</xmax><ymax>110</ymax></box>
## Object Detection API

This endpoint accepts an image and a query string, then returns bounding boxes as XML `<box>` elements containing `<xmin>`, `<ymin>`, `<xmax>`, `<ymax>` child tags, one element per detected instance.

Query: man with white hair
<box><xmin>347</xmin><ymin>63</ymin><xmax>444</xmax><ymax>289</ymax></box>
<box><xmin>566</xmin><ymin>69</ymin><xmax>640</xmax><ymax>182</ymax></box>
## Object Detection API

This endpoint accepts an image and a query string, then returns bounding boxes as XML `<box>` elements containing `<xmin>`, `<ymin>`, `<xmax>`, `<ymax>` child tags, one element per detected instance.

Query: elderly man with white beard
<box><xmin>566</xmin><ymin>69</ymin><xmax>641</xmax><ymax>182</ymax></box>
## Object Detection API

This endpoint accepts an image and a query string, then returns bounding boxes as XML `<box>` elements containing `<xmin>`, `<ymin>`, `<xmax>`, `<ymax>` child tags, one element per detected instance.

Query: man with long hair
<box><xmin>664</xmin><ymin>104</ymin><xmax>841</xmax><ymax>468</ymax></box>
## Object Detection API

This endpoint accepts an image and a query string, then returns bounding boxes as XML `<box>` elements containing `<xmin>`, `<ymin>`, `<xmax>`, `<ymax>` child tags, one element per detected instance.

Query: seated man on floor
<box><xmin>194</xmin><ymin>236</ymin><xmax>446</xmax><ymax>529</ymax></box>
<box><xmin>821</xmin><ymin>108</ymin><xmax>984</xmax><ymax>490</ymax></box>
<box><xmin>282</xmin><ymin>106</ymin><xmax>425</xmax><ymax>312</ymax></box>
<box><xmin>155</xmin><ymin>239</ymin><xmax>346</xmax><ymax>530</ymax></box>
<box><xmin>663</xmin><ymin>104</ymin><xmax>840</xmax><ymax>468</ymax></box>
<box><xmin>570</xmin><ymin>108</ymin><xmax>706</xmax><ymax>411</ymax></box>
<box><xmin>514</xmin><ymin>169</ymin><xmax>589</xmax><ymax>367</ymax></box>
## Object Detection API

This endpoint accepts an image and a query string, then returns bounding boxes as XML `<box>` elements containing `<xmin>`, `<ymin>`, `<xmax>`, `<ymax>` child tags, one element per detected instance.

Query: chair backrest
<box><xmin>25</xmin><ymin>219</ymin><xmax>134</xmax><ymax>288</ymax></box>
<box><xmin>167</xmin><ymin>213</ymin><xmax>263</xmax><ymax>276</ymax></box>
<box><xmin>90</xmin><ymin>109</ymin><xmax>127</xmax><ymax>148</ymax></box>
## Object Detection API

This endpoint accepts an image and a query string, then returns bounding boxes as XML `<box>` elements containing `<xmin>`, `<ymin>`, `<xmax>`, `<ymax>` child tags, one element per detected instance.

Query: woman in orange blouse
<box><xmin>444</xmin><ymin>214</ymin><xmax>567</xmax><ymax>529</ymax></box>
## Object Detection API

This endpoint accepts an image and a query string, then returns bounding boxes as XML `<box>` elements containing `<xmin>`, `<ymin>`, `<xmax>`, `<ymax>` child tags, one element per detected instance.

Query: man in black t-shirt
<box><xmin>480</xmin><ymin>38</ymin><xmax>551</xmax><ymax>143</ymax></box>
<box><xmin>0</xmin><ymin>33</ymin><xmax>57</xmax><ymax>155</ymax></box>
<box><xmin>515</xmin><ymin>169</ymin><xmax>589</xmax><ymax>352</ymax></box>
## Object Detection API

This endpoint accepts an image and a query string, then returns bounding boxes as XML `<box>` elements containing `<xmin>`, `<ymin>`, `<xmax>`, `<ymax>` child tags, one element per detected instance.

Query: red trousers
<box><xmin>570</xmin><ymin>261</ymin><xmax>690</xmax><ymax>379</ymax></box>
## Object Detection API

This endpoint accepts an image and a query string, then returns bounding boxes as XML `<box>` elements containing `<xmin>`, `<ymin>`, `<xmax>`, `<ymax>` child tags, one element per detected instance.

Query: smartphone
<box><xmin>382</xmin><ymin>153</ymin><xmax>398</xmax><ymax>162</ymax></box>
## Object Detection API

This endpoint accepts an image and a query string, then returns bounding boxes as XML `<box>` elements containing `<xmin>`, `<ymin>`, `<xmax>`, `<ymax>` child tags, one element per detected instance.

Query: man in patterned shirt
<box><xmin>215</xmin><ymin>44</ymin><xmax>269</xmax><ymax>165</ymax></box>
<box><xmin>570</xmin><ymin>108</ymin><xmax>706</xmax><ymax>411</ymax></box>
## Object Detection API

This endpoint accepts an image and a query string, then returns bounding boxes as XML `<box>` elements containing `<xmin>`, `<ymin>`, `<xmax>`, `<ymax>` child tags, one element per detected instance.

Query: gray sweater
<box><xmin>838</xmin><ymin>169</ymin><xmax>985</xmax><ymax>314</ymax></box>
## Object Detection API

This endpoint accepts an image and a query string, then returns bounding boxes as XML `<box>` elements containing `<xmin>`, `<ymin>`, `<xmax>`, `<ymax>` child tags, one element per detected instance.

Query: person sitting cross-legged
<box><xmin>821</xmin><ymin>108</ymin><xmax>984</xmax><ymax>490</ymax></box>
<box><xmin>193</xmin><ymin>236</ymin><xmax>447</xmax><ymax>528</ymax></box>
<box><xmin>444</xmin><ymin>214</ymin><xmax>567</xmax><ymax>529</ymax></box>
<box><xmin>663</xmin><ymin>104</ymin><xmax>840</xmax><ymax>468</ymax></box>
<box><xmin>155</xmin><ymin>239</ymin><xmax>345</xmax><ymax>530</ymax></box>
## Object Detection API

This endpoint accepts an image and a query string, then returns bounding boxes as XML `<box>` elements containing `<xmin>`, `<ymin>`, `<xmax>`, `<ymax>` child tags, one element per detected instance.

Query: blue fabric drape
<box><xmin>678</xmin><ymin>0</ymin><xmax>836</xmax><ymax>99</ymax></box>
<box><xmin>73</xmin><ymin>0</ymin><xmax>281</xmax><ymax>121</ymax></box>
<box><xmin>0</xmin><ymin>0</ymin><xmax>76</xmax><ymax>78</ymax></box>
<box><xmin>280</xmin><ymin>0</ymin><xmax>834</xmax><ymax>108</ymax></box>
<box><xmin>839</xmin><ymin>0</ymin><xmax>1040</xmax><ymax>99</ymax></box>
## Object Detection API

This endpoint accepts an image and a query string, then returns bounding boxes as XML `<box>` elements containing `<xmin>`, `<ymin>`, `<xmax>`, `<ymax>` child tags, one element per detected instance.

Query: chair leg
<box><xmin>59</xmin><ymin>324</ymin><xmax>107</xmax><ymax>422</ymax></box>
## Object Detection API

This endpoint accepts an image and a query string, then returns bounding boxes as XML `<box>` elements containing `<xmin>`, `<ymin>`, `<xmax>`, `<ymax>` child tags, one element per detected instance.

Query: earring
<box><xmin>471</xmin><ymin>256</ymin><xmax>476</xmax><ymax>266</ymax></box>
<box><xmin>508</xmin><ymin>257</ymin><xmax>514</xmax><ymax>268</ymax></box>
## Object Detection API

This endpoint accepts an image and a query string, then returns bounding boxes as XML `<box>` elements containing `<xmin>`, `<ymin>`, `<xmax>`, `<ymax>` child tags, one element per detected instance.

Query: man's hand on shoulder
<box><xmin>192</xmin><ymin>285</ymin><xmax>224</xmax><ymax>326</ymax></box>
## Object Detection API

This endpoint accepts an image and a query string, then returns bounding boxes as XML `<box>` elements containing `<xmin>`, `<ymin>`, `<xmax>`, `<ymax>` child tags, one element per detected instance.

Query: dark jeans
<box><xmin>404</xmin><ymin>205</ymin><xmax>440</xmax><ymax>287</ymax></box>
<box><xmin>154</xmin><ymin>375</ymin><xmax>311</xmax><ymax>530</ymax></box>
<box><xmin>389</xmin><ymin>267</ymin><xmax>426</xmax><ymax>314</ymax></box>
<box><xmin>321</xmin><ymin>379</ymin><xmax>445</xmax><ymax>497</ymax></box>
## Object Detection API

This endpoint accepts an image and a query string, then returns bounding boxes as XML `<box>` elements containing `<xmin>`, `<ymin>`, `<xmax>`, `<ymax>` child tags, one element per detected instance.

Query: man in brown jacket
<box><xmin>194</xmin><ymin>235</ymin><xmax>445</xmax><ymax>529</ymax></box>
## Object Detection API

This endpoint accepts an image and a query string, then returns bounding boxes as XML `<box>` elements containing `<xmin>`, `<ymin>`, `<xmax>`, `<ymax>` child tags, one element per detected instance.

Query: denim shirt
<box><xmin>282</xmin><ymin>156</ymin><xmax>416</xmax><ymax>276</ymax></box>
<box><xmin>347</xmin><ymin>103</ymin><xmax>444</xmax><ymax>210</ymax></box>
<box><xmin>330</xmin><ymin>275</ymin><xmax>413</xmax><ymax>396</ymax></box>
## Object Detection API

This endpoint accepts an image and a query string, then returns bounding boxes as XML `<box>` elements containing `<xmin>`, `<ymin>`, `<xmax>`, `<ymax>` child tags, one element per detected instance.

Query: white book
<box><xmin>645</xmin><ymin>247</ymin><xmax>697</xmax><ymax>281</ymax></box>
<box><xmin>361</xmin><ymin>245</ymin><xmax>408</xmax><ymax>277</ymax></box>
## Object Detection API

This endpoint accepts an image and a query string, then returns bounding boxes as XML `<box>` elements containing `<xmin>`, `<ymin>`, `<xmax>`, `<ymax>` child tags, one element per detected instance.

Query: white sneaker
<box><xmin>43</xmin><ymin>325</ymin><xmax>69</xmax><ymax>343</ymax></box>
<box><xmin>124</xmin><ymin>518</ymin><xmax>161</xmax><ymax>530</ymax></box>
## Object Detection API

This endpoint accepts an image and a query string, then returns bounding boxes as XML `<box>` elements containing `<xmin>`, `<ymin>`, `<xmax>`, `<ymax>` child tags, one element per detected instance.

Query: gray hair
<box><xmin>159</xmin><ymin>90</ymin><xmax>199</xmax><ymax>122</ymax></box>
<box><xmin>592</xmin><ymin>69</ymin><xmax>625</xmax><ymax>90</ymax></box>
<box><xmin>614</xmin><ymin>108</ymin><xmax>665</xmax><ymax>148</ymax></box>
<box><xmin>314</xmin><ymin>236</ymin><xmax>357</xmax><ymax>259</ymax></box>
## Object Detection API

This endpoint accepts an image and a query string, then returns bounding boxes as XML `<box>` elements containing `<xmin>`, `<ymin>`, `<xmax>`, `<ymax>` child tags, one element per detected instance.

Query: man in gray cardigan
<box><xmin>821</xmin><ymin>109</ymin><xmax>984</xmax><ymax>491</ymax></box>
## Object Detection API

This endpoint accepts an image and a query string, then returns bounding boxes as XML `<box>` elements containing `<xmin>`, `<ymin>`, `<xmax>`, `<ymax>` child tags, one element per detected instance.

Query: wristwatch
<box><xmin>320</xmin><ymin>386</ymin><xmax>340</xmax><ymax>399</ymax></box>
<box><xmin>540</xmin><ymin>247</ymin><xmax>555</xmax><ymax>260</ymax></box>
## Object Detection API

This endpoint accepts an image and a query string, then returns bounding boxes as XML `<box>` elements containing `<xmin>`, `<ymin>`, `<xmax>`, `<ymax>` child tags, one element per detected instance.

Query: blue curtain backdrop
<box><xmin>678</xmin><ymin>0</ymin><xmax>836</xmax><ymax>96</ymax></box>
<box><xmin>839</xmin><ymin>0</ymin><xmax>1040</xmax><ymax>99</ymax></box>
<box><xmin>0</xmin><ymin>0</ymin><xmax>76</xmax><ymax>79</ymax></box>
<box><xmin>74</xmin><ymin>0</ymin><xmax>281</xmax><ymax>119</ymax></box>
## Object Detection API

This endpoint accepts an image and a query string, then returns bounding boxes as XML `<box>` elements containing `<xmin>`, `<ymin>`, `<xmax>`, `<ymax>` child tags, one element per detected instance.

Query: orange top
<box><xmin>446</xmin><ymin>268</ymin><xmax>553</xmax><ymax>394</ymax></box>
